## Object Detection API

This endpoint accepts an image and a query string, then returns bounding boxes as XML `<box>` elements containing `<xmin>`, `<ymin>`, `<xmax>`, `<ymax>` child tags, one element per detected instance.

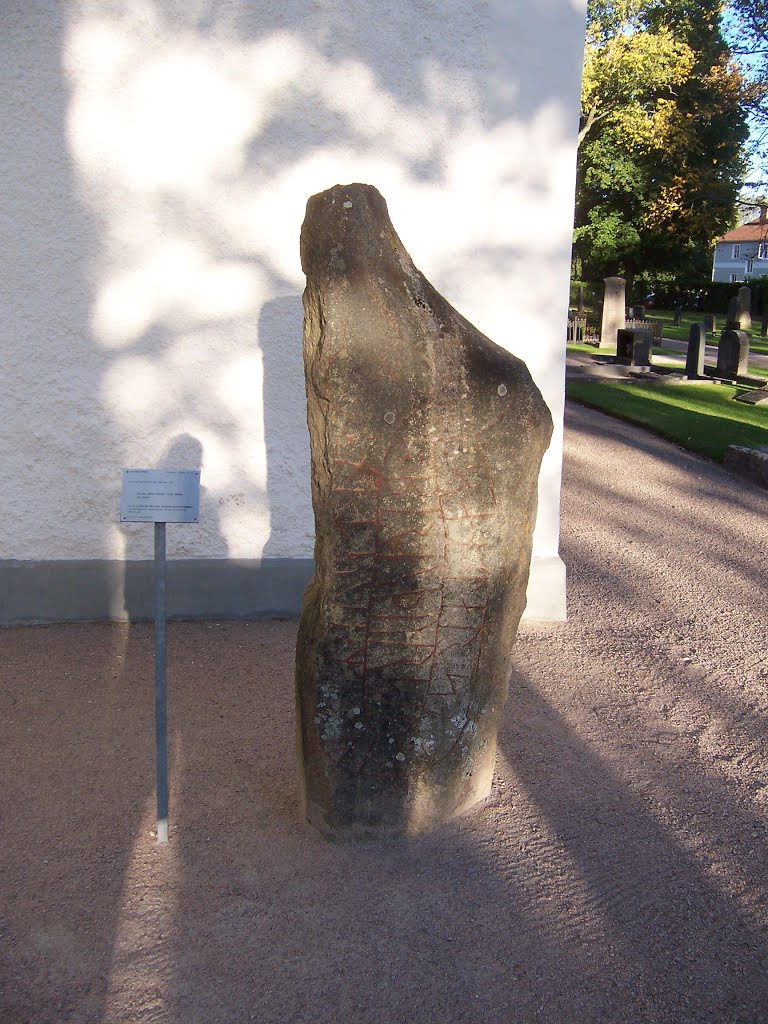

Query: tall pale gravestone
<box><xmin>685</xmin><ymin>323</ymin><xmax>705</xmax><ymax>378</ymax></box>
<box><xmin>296</xmin><ymin>183</ymin><xmax>552</xmax><ymax>838</ymax></box>
<box><xmin>600</xmin><ymin>276</ymin><xmax>626</xmax><ymax>350</ymax></box>
<box><xmin>737</xmin><ymin>286</ymin><xmax>752</xmax><ymax>331</ymax></box>
<box><xmin>727</xmin><ymin>288</ymin><xmax>751</xmax><ymax>331</ymax></box>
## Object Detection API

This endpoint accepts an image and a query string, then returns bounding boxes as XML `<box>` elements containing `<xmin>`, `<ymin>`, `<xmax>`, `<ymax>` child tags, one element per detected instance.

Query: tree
<box><xmin>727</xmin><ymin>0</ymin><xmax>768</xmax><ymax>178</ymax></box>
<box><xmin>579</xmin><ymin>0</ymin><xmax>694</xmax><ymax>148</ymax></box>
<box><xmin>574</xmin><ymin>0</ymin><xmax>749</xmax><ymax>295</ymax></box>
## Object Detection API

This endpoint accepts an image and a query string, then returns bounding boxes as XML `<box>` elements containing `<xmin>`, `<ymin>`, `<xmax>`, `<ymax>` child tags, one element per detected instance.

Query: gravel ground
<box><xmin>1</xmin><ymin>401</ymin><xmax>767</xmax><ymax>1024</ymax></box>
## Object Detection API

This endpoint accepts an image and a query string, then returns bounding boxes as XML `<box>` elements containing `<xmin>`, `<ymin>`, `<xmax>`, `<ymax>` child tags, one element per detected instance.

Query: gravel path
<box><xmin>1</xmin><ymin>402</ymin><xmax>766</xmax><ymax>1024</ymax></box>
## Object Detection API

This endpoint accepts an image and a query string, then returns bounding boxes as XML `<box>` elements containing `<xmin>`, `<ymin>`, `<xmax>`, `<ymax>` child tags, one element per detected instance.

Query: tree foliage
<box><xmin>579</xmin><ymin>1</ymin><xmax>694</xmax><ymax>148</ymax></box>
<box><xmin>728</xmin><ymin>0</ymin><xmax>768</xmax><ymax>175</ymax></box>
<box><xmin>574</xmin><ymin>0</ymin><xmax>749</xmax><ymax>292</ymax></box>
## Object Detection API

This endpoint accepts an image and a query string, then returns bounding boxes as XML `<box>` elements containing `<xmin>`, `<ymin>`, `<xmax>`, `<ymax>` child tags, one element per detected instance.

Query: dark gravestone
<box><xmin>616</xmin><ymin>328</ymin><xmax>652</xmax><ymax>366</ymax></box>
<box><xmin>726</xmin><ymin>295</ymin><xmax>739</xmax><ymax>330</ymax></box>
<box><xmin>297</xmin><ymin>183</ymin><xmax>553</xmax><ymax>838</ymax></box>
<box><xmin>716</xmin><ymin>330</ymin><xmax>749</xmax><ymax>379</ymax></box>
<box><xmin>673</xmin><ymin>306</ymin><xmax>683</xmax><ymax>326</ymax></box>
<box><xmin>685</xmin><ymin>323</ymin><xmax>705</xmax><ymax>378</ymax></box>
<box><xmin>631</xmin><ymin>305</ymin><xmax>645</xmax><ymax>319</ymax></box>
<box><xmin>703</xmin><ymin>314</ymin><xmax>716</xmax><ymax>336</ymax></box>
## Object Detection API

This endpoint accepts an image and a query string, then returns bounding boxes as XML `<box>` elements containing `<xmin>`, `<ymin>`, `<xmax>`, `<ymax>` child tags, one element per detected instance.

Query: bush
<box><xmin>569</xmin><ymin>280</ymin><xmax>600</xmax><ymax>309</ymax></box>
<box><xmin>747</xmin><ymin>280</ymin><xmax>768</xmax><ymax>316</ymax></box>
<box><xmin>698</xmin><ymin>281</ymin><xmax>740</xmax><ymax>314</ymax></box>
<box><xmin>630</xmin><ymin>272</ymin><xmax>684</xmax><ymax>309</ymax></box>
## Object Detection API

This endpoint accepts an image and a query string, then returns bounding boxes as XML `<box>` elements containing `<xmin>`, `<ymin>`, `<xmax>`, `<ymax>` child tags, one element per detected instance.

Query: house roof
<box><xmin>717</xmin><ymin>218</ymin><xmax>768</xmax><ymax>243</ymax></box>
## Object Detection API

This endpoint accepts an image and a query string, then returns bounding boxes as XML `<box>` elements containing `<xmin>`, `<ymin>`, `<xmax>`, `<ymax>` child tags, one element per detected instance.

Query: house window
<box><xmin>759</xmin><ymin>243</ymin><xmax>768</xmax><ymax>259</ymax></box>
<box><xmin>746</xmin><ymin>259</ymin><xmax>754</xmax><ymax>274</ymax></box>
<box><xmin>730</xmin><ymin>273</ymin><xmax>739</xmax><ymax>282</ymax></box>
<box><xmin>733</xmin><ymin>244</ymin><xmax>741</xmax><ymax>258</ymax></box>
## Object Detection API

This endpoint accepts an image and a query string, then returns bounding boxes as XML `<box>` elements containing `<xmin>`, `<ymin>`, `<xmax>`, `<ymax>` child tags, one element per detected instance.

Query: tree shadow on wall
<box><xmin>122</xmin><ymin>433</ymin><xmax>228</xmax><ymax>621</ymax></box>
<box><xmin>2</xmin><ymin>1</ymin><xmax>592</xmax><ymax>1020</ymax></box>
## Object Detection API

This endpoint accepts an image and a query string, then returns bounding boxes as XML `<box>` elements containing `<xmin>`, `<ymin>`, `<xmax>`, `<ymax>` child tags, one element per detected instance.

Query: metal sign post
<box><xmin>154</xmin><ymin>521</ymin><xmax>169</xmax><ymax>843</ymax></box>
<box><xmin>120</xmin><ymin>469</ymin><xmax>200</xmax><ymax>845</ymax></box>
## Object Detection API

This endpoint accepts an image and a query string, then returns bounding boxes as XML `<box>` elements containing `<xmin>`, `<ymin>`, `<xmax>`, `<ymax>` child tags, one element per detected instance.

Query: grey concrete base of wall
<box><xmin>0</xmin><ymin>555</ymin><xmax>567</xmax><ymax>626</ymax></box>
<box><xmin>524</xmin><ymin>555</ymin><xmax>567</xmax><ymax>621</ymax></box>
<box><xmin>724</xmin><ymin>445</ymin><xmax>768</xmax><ymax>489</ymax></box>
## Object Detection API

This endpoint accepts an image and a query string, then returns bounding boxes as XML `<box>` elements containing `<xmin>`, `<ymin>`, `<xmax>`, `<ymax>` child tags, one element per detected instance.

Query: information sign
<box><xmin>119</xmin><ymin>467</ymin><xmax>201</xmax><ymax>845</ymax></box>
<box><xmin>120</xmin><ymin>469</ymin><xmax>200</xmax><ymax>523</ymax></box>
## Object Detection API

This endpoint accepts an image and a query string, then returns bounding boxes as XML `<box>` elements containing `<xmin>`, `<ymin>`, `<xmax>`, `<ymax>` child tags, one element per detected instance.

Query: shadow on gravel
<box><xmin>563</xmin><ymin>403</ymin><xmax>767</xmax><ymax>697</ymax></box>
<box><xmin>0</xmin><ymin>623</ymin><xmax>157</xmax><ymax>1024</ymax></box>
<box><xmin>3</xmin><ymin>623</ymin><xmax>767</xmax><ymax>1024</ymax></box>
<box><xmin>147</xmin><ymin>622</ymin><xmax>566</xmax><ymax>1024</ymax></box>
<box><xmin>500</xmin><ymin>667</ymin><xmax>768</xmax><ymax>1023</ymax></box>
<box><xmin>4</xmin><ymin>402</ymin><xmax>767</xmax><ymax>1024</ymax></box>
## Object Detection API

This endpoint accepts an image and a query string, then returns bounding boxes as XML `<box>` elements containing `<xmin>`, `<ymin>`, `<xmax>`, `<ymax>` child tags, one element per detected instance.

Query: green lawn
<box><xmin>566</xmin><ymin>343</ymin><xmax>768</xmax><ymax>379</ymax></box>
<box><xmin>571</xmin><ymin>307</ymin><xmax>768</xmax><ymax>354</ymax></box>
<box><xmin>567</xmin><ymin>342</ymin><xmax>604</xmax><ymax>355</ymax></box>
<box><xmin>649</xmin><ymin>309</ymin><xmax>768</xmax><ymax>355</ymax></box>
<box><xmin>567</xmin><ymin>341</ymin><xmax>683</xmax><ymax>358</ymax></box>
<box><xmin>566</xmin><ymin>379</ymin><xmax>768</xmax><ymax>462</ymax></box>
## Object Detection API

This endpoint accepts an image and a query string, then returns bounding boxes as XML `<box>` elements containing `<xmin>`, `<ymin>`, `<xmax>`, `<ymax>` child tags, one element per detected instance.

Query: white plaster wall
<box><xmin>1</xmin><ymin>1</ymin><xmax>586</xmax><ymax>588</ymax></box>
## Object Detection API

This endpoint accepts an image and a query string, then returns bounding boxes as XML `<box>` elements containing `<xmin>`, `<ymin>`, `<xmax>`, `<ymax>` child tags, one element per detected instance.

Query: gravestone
<box><xmin>578</xmin><ymin>283</ymin><xmax>585</xmax><ymax>312</ymax></box>
<box><xmin>716</xmin><ymin>330</ymin><xmax>749</xmax><ymax>379</ymax></box>
<box><xmin>631</xmin><ymin>305</ymin><xmax>645</xmax><ymax>319</ymax></box>
<box><xmin>735</xmin><ymin>386</ymin><xmax>768</xmax><ymax>406</ymax></box>
<box><xmin>685</xmin><ymin>323</ymin><xmax>706</xmax><ymax>378</ymax></box>
<box><xmin>737</xmin><ymin>286</ymin><xmax>752</xmax><ymax>330</ymax></box>
<box><xmin>600</xmin><ymin>276</ymin><xmax>625</xmax><ymax>350</ymax></box>
<box><xmin>673</xmin><ymin>304</ymin><xmax>683</xmax><ymax>326</ymax></box>
<box><xmin>616</xmin><ymin>328</ymin><xmax>652</xmax><ymax>367</ymax></box>
<box><xmin>762</xmin><ymin>314</ymin><xmax>768</xmax><ymax>339</ymax></box>
<box><xmin>297</xmin><ymin>183</ymin><xmax>553</xmax><ymax>838</ymax></box>
<box><xmin>727</xmin><ymin>288</ymin><xmax>752</xmax><ymax>331</ymax></box>
<box><xmin>703</xmin><ymin>313</ymin><xmax>716</xmax><ymax>335</ymax></box>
